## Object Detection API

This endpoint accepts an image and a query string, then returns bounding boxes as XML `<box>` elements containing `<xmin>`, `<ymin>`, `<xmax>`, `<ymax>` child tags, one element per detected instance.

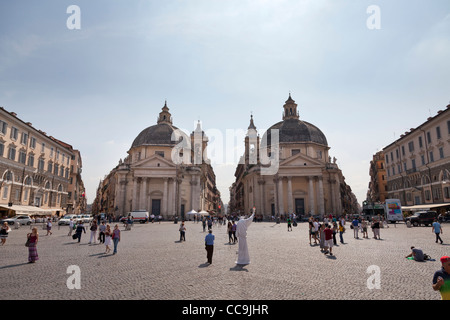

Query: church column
<box><xmin>140</xmin><ymin>178</ymin><xmax>147</xmax><ymax>211</ymax></box>
<box><xmin>146</xmin><ymin>178</ymin><xmax>151</xmax><ymax>212</ymax></box>
<box><xmin>318</xmin><ymin>176</ymin><xmax>325</xmax><ymax>215</ymax></box>
<box><xmin>190</xmin><ymin>176</ymin><xmax>196</xmax><ymax>210</ymax></box>
<box><xmin>278</xmin><ymin>177</ymin><xmax>284</xmax><ymax>215</ymax></box>
<box><xmin>172</xmin><ymin>177</ymin><xmax>177</xmax><ymax>215</ymax></box>
<box><xmin>273</xmin><ymin>177</ymin><xmax>279</xmax><ymax>216</ymax></box>
<box><xmin>287</xmin><ymin>177</ymin><xmax>293</xmax><ymax>213</ymax></box>
<box><xmin>258</xmin><ymin>179</ymin><xmax>265</xmax><ymax>217</ymax></box>
<box><xmin>308</xmin><ymin>176</ymin><xmax>315</xmax><ymax>215</ymax></box>
<box><xmin>163</xmin><ymin>178</ymin><xmax>168</xmax><ymax>215</ymax></box>
<box><xmin>132</xmin><ymin>177</ymin><xmax>138</xmax><ymax>211</ymax></box>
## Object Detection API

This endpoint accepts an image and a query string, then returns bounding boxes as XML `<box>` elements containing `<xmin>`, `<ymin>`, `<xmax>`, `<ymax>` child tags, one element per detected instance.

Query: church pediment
<box><xmin>131</xmin><ymin>154</ymin><xmax>176</xmax><ymax>169</ymax></box>
<box><xmin>280</xmin><ymin>152</ymin><xmax>323</xmax><ymax>167</ymax></box>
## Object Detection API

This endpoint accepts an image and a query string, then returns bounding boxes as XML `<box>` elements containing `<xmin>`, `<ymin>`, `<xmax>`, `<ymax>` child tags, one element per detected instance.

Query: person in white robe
<box><xmin>235</xmin><ymin>212</ymin><xmax>255</xmax><ymax>265</ymax></box>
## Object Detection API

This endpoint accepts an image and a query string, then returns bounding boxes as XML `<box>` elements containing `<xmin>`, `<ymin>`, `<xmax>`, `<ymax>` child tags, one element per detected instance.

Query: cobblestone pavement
<box><xmin>1</xmin><ymin>220</ymin><xmax>448</xmax><ymax>300</ymax></box>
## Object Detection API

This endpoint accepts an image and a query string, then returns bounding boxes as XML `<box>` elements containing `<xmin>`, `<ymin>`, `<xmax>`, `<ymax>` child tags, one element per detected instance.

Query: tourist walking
<box><xmin>0</xmin><ymin>222</ymin><xmax>11</xmax><ymax>245</ymax></box>
<box><xmin>205</xmin><ymin>229</ymin><xmax>215</xmax><ymax>264</ymax></box>
<box><xmin>432</xmin><ymin>219</ymin><xmax>444</xmax><ymax>244</ymax></box>
<box><xmin>89</xmin><ymin>220</ymin><xmax>98</xmax><ymax>244</ymax></box>
<box><xmin>319</xmin><ymin>223</ymin><xmax>325</xmax><ymax>251</ymax></box>
<box><xmin>27</xmin><ymin>227</ymin><xmax>39</xmax><ymax>263</ymax></box>
<box><xmin>99</xmin><ymin>221</ymin><xmax>106</xmax><ymax>243</ymax></box>
<box><xmin>287</xmin><ymin>217</ymin><xmax>292</xmax><ymax>232</ymax></box>
<box><xmin>332</xmin><ymin>221</ymin><xmax>338</xmax><ymax>245</ymax></box>
<box><xmin>46</xmin><ymin>218</ymin><xmax>52</xmax><ymax>236</ymax></box>
<box><xmin>308</xmin><ymin>217</ymin><xmax>314</xmax><ymax>245</ymax></box>
<box><xmin>202</xmin><ymin>218</ymin><xmax>206</xmax><ymax>232</ymax></box>
<box><xmin>75</xmin><ymin>221</ymin><xmax>86</xmax><ymax>243</ymax></box>
<box><xmin>179</xmin><ymin>222</ymin><xmax>186</xmax><ymax>241</ymax></box>
<box><xmin>104</xmin><ymin>225</ymin><xmax>112</xmax><ymax>254</ymax></box>
<box><xmin>323</xmin><ymin>224</ymin><xmax>334</xmax><ymax>256</ymax></box>
<box><xmin>352</xmin><ymin>217</ymin><xmax>359</xmax><ymax>239</ymax></box>
<box><xmin>231</xmin><ymin>221</ymin><xmax>237</xmax><ymax>243</ymax></box>
<box><xmin>361</xmin><ymin>219</ymin><xmax>368</xmax><ymax>239</ymax></box>
<box><xmin>371</xmin><ymin>219</ymin><xmax>381</xmax><ymax>240</ymax></box>
<box><xmin>207</xmin><ymin>217</ymin><xmax>213</xmax><ymax>231</ymax></box>
<box><xmin>227</xmin><ymin>221</ymin><xmax>233</xmax><ymax>243</ymax></box>
<box><xmin>68</xmin><ymin>218</ymin><xmax>74</xmax><ymax>236</ymax></box>
<box><xmin>432</xmin><ymin>256</ymin><xmax>450</xmax><ymax>300</ymax></box>
<box><xmin>338</xmin><ymin>220</ymin><xmax>345</xmax><ymax>244</ymax></box>
<box><xmin>112</xmin><ymin>224</ymin><xmax>121</xmax><ymax>254</ymax></box>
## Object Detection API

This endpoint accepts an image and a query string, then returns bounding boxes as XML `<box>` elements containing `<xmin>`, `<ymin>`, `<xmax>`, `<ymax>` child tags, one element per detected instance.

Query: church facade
<box><xmin>229</xmin><ymin>95</ymin><xmax>358</xmax><ymax>219</ymax></box>
<box><xmin>92</xmin><ymin>102</ymin><xmax>222</xmax><ymax>220</ymax></box>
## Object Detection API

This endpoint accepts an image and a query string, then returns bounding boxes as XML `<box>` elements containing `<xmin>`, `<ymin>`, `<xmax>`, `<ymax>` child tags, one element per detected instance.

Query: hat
<box><xmin>440</xmin><ymin>256</ymin><xmax>450</xmax><ymax>263</ymax></box>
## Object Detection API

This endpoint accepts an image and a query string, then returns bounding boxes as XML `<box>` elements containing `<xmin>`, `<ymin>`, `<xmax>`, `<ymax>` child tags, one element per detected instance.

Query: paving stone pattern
<box><xmin>1</xmin><ymin>220</ymin><xmax>448</xmax><ymax>300</ymax></box>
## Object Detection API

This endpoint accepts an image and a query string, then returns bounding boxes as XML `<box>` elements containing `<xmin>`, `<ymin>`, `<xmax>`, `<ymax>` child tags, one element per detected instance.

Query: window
<box><xmin>38</xmin><ymin>158</ymin><xmax>45</xmax><ymax>171</ymax></box>
<box><xmin>444</xmin><ymin>187</ymin><xmax>450</xmax><ymax>199</ymax></box>
<box><xmin>20</xmin><ymin>132</ymin><xmax>28</xmax><ymax>145</ymax></box>
<box><xmin>404</xmin><ymin>162</ymin><xmax>407</xmax><ymax>172</ymax></box>
<box><xmin>0</xmin><ymin>120</ymin><xmax>7</xmax><ymax>134</ymax></box>
<box><xmin>18</xmin><ymin>150</ymin><xmax>26</xmax><ymax>164</ymax></box>
<box><xmin>291</xmin><ymin>149</ymin><xmax>300</xmax><ymax>156</ymax></box>
<box><xmin>50</xmin><ymin>147</ymin><xmax>54</xmax><ymax>158</ymax></box>
<box><xmin>2</xmin><ymin>186</ymin><xmax>8</xmax><ymax>199</ymax></box>
<box><xmin>439</xmin><ymin>147</ymin><xmax>444</xmax><ymax>159</ymax></box>
<box><xmin>155</xmin><ymin>151</ymin><xmax>165</xmax><ymax>158</ymax></box>
<box><xmin>28</xmin><ymin>154</ymin><xmax>34</xmax><ymax>167</ymax></box>
<box><xmin>10</xmin><ymin>127</ymin><xmax>18</xmax><ymax>140</ymax></box>
<box><xmin>41</xmin><ymin>143</ymin><xmax>45</xmax><ymax>153</ymax></box>
<box><xmin>392</xmin><ymin>167</ymin><xmax>396</xmax><ymax>175</ymax></box>
<box><xmin>425</xmin><ymin>190</ymin><xmax>431</xmax><ymax>201</ymax></box>
<box><xmin>0</xmin><ymin>142</ymin><xmax>4</xmax><ymax>157</ymax></box>
<box><xmin>427</xmin><ymin>131</ymin><xmax>432</xmax><ymax>144</ymax></box>
<box><xmin>419</xmin><ymin>136</ymin><xmax>423</xmax><ymax>148</ymax></box>
<box><xmin>385</xmin><ymin>154</ymin><xmax>389</xmax><ymax>164</ymax></box>
<box><xmin>447</xmin><ymin>120</ymin><xmax>450</xmax><ymax>135</ymax></box>
<box><xmin>437</xmin><ymin>126</ymin><xmax>441</xmax><ymax>139</ymax></box>
<box><xmin>412</xmin><ymin>159</ymin><xmax>416</xmax><ymax>169</ymax></box>
<box><xmin>390</xmin><ymin>152</ymin><xmax>393</xmax><ymax>161</ymax></box>
<box><xmin>396</xmin><ymin>149</ymin><xmax>399</xmax><ymax>159</ymax></box>
<box><xmin>430</xmin><ymin>151</ymin><xmax>434</xmax><ymax>162</ymax></box>
<box><xmin>29</xmin><ymin>137</ymin><xmax>36</xmax><ymax>149</ymax></box>
<box><xmin>421</xmin><ymin>155</ymin><xmax>425</xmax><ymax>165</ymax></box>
<box><xmin>401</xmin><ymin>146</ymin><xmax>405</xmax><ymax>156</ymax></box>
<box><xmin>408</xmin><ymin>141</ymin><xmax>414</xmax><ymax>152</ymax></box>
<box><xmin>47</xmin><ymin>162</ymin><xmax>53</xmax><ymax>173</ymax></box>
<box><xmin>8</xmin><ymin>146</ymin><xmax>16</xmax><ymax>160</ymax></box>
<box><xmin>54</xmin><ymin>164</ymin><xmax>59</xmax><ymax>175</ymax></box>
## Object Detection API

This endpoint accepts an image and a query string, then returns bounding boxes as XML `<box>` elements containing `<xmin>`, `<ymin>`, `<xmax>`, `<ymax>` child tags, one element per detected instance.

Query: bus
<box><xmin>361</xmin><ymin>201</ymin><xmax>385</xmax><ymax>221</ymax></box>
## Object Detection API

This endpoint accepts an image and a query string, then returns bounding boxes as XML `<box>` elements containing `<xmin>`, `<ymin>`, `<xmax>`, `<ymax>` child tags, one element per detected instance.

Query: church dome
<box><xmin>261</xmin><ymin>94</ymin><xmax>328</xmax><ymax>147</ymax></box>
<box><xmin>263</xmin><ymin>118</ymin><xmax>328</xmax><ymax>146</ymax></box>
<box><xmin>130</xmin><ymin>101</ymin><xmax>188</xmax><ymax>148</ymax></box>
<box><xmin>131</xmin><ymin>123</ymin><xmax>179</xmax><ymax>148</ymax></box>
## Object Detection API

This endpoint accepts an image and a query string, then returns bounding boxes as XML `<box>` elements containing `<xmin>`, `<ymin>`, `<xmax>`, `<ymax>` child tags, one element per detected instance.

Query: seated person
<box><xmin>405</xmin><ymin>246</ymin><xmax>425</xmax><ymax>261</ymax></box>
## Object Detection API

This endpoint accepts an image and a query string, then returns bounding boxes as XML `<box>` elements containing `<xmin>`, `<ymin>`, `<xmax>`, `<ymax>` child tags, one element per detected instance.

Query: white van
<box><xmin>128</xmin><ymin>211</ymin><xmax>149</xmax><ymax>224</ymax></box>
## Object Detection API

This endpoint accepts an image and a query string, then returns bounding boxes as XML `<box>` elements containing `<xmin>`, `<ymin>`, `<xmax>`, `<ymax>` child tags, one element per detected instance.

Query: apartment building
<box><xmin>0</xmin><ymin>107</ymin><xmax>82</xmax><ymax>218</ymax></box>
<box><xmin>383</xmin><ymin>103</ymin><xmax>450</xmax><ymax>212</ymax></box>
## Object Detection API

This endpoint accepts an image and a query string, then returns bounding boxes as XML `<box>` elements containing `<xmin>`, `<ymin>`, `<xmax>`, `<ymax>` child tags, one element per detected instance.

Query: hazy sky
<box><xmin>1</xmin><ymin>0</ymin><xmax>449</xmax><ymax>207</ymax></box>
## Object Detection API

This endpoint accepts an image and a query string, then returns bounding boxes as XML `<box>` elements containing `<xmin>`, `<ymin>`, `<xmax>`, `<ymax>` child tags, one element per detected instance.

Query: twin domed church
<box><xmin>92</xmin><ymin>95</ymin><xmax>358</xmax><ymax>220</ymax></box>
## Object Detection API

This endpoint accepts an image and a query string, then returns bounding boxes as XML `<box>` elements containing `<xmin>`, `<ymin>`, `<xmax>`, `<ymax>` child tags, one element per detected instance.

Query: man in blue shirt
<box><xmin>432</xmin><ymin>219</ymin><xmax>443</xmax><ymax>244</ymax></box>
<box><xmin>205</xmin><ymin>230</ymin><xmax>215</xmax><ymax>264</ymax></box>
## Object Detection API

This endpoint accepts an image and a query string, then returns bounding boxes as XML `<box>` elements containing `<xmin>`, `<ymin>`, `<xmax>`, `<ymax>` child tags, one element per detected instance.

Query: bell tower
<box><xmin>282</xmin><ymin>93</ymin><xmax>299</xmax><ymax>120</ymax></box>
<box><xmin>157</xmin><ymin>100</ymin><xmax>173</xmax><ymax>124</ymax></box>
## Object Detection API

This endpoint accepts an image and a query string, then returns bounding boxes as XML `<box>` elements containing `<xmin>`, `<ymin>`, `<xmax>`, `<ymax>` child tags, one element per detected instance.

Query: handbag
<box><xmin>25</xmin><ymin>237</ymin><xmax>30</xmax><ymax>247</ymax></box>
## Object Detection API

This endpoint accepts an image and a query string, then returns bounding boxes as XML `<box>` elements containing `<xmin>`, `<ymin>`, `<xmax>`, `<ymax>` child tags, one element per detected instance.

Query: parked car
<box><xmin>58</xmin><ymin>214</ymin><xmax>77</xmax><ymax>225</ymax></box>
<box><xmin>405</xmin><ymin>211</ymin><xmax>438</xmax><ymax>227</ymax></box>
<box><xmin>1</xmin><ymin>215</ymin><xmax>32</xmax><ymax>226</ymax></box>
<box><xmin>81</xmin><ymin>215</ymin><xmax>93</xmax><ymax>224</ymax></box>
